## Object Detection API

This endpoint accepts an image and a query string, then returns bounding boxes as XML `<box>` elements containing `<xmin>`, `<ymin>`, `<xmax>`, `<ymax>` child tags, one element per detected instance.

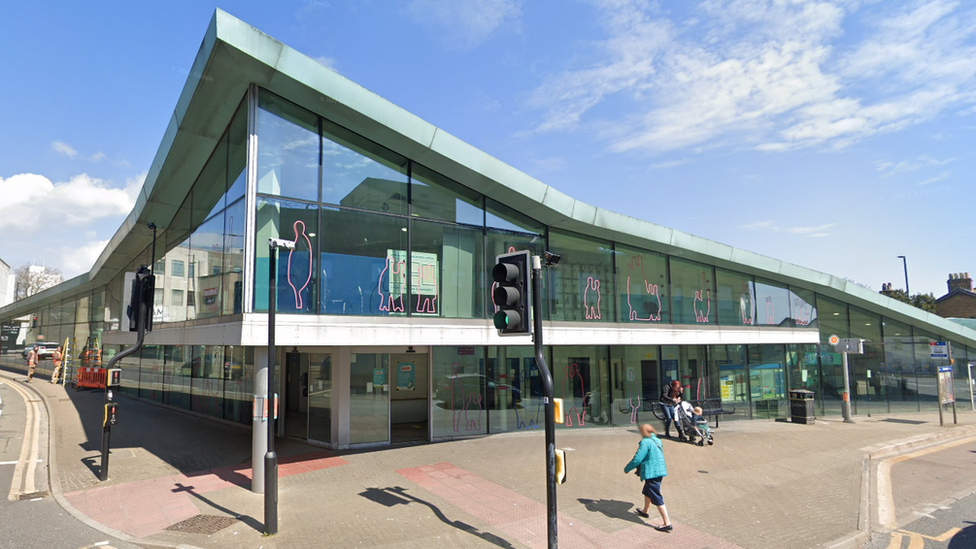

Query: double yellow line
<box><xmin>3</xmin><ymin>379</ymin><xmax>42</xmax><ymax>501</ymax></box>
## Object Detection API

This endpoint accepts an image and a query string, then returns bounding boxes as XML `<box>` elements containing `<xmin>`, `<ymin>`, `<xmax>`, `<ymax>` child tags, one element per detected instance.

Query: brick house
<box><xmin>936</xmin><ymin>273</ymin><xmax>976</xmax><ymax>319</ymax></box>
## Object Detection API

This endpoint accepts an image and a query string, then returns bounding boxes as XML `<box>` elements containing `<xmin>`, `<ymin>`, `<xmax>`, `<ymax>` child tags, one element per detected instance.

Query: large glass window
<box><xmin>882</xmin><ymin>318</ymin><xmax>917</xmax><ymax>413</ymax></box>
<box><xmin>188</xmin><ymin>213</ymin><xmax>225</xmax><ymax>320</ymax></box>
<box><xmin>716</xmin><ymin>269</ymin><xmax>755</xmax><ymax>326</ymax></box>
<box><xmin>913</xmin><ymin>329</ymin><xmax>944</xmax><ymax>411</ymax></box>
<box><xmin>709</xmin><ymin>345</ymin><xmax>749</xmax><ymax>418</ymax></box>
<box><xmin>548</xmin><ymin>231</ymin><xmax>615</xmax><ymax>322</ymax></box>
<box><xmin>307</xmin><ymin>352</ymin><xmax>332</xmax><ymax>443</ymax></box>
<box><xmin>486</xmin><ymin>229</ymin><xmax>546</xmax><ymax>319</ymax></box>
<box><xmin>411</xmin><ymin>219</ymin><xmax>485</xmax><ymax>319</ymax></box>
<box><xmin>755</xmin><ymin>278</ymin><xmax>791</xmax><ymax>327</ymax></box>
<box><xmin>552</xmin><ymin>346</ymin><xmax>610</xmax><ymax>428</ymax></box>
<box><xmin>254</xmin><ymin>197</ymin><xmax>318</xmax><ymax>313</ymax></box>
<box><xmin>319</xmin><ymin>208</ymin><xmax>408</xmax><ymax>315</ymax></box>
<box><xmin>349</xmin><ymin>353</ymin><xmax>390</xmax><ymax>444</ymax></box>
<box><xmin>410</xmin><ymin>164</ymin><xmax>483</xmax><ymax>225</ymax></box>
<box><xmin>609</xmin><ymin>345</ymin><xmax>661</xmax><ymax>426</ymax></box>
<box><xmin>190</xmin><ymin>345</ymin><xmax>225</xmax><ymax>419</ymax></box>
<box><xmin>322</xmin><ymin>118</ymin><xmax>408</xmax><ymax>215</ymax></box>
<box><xmin>615</xmin><ymin>246</ymin><xmax>668</xmax><ymax>323</ymax></box>
<box><xmin>817</xmin><ymin>295</ymin><xmax>848</xmax><ymax>414</ymax></box>
<box><xmin>661</xmin><ymin>345</ymin><xmax>714</xmax><ymax>400</ymax></box>
<box><xmin>226</xmin><ymin>99</ymin><xmax>248</xmax><ymax>206</ymax></box>
<box><xmin>487</xmin><ymin>346</ymin><xmax>543</xmax><ymax>434</ymax></box>
<box><xmin>670</xmin><ymin>258</ymin><xmax>715</xmax><ymax>325</ymax></box>
<box><xmin>257</xmin><ymin>92</ymin><xmax>319</xmax><ymax>201</ymax></box>
<box><xmin>139</xmin><ymin>345</ymin><xmax>164</xmax><ymax>403</ymax></box>
<box><xmin>223</xmin><ymin>346</ymin><xmax>253</xmax><ymax>425</ymax></box>
<box><xmin>222</xmin><ymin>198</ymin><xmax>246</xmax><ymax>315</ymax></box>
<box><xmin>789</xmin><ymin>286</ymin><xmax>818</xmax><ymax>328</ymax></box>
<box><xmin>849</xmin><ymin>307</ymin><xmax>885</xmax><ymax>414</ymax></box>
<box><xmin>432</xmin><ymin>346</ymin><xmax>487</xmax><ymax>438</ymax></box>
<box><xmin>748</xmin><ymin>345</ymin><xmax>786</xmax><ymax>419</ymax></box>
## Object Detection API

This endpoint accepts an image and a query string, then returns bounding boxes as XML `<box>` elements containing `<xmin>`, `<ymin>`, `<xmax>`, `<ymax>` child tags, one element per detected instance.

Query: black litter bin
<box><xmin>789</xmin><ymin>390</ymin><xmax>815</xmax><ymax>425</ymax></box>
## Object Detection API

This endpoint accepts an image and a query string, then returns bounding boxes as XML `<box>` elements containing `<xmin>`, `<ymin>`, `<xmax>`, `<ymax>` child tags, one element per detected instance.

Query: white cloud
<box><xmin>648</xmin><ymin>158</ymin><xmax>692</xmax><ymax>169</ymax></box>
<box><xmin>875</xmin><ymin>154</ymin><xmax>956</xmax><ymax>177</ymax></box>
<box><xmin>314</xmin><ymin>56</ymin><xmax>339</xmax><ymax>72</ymax></box>
<box><xmin>917</xmin><ymin>171</ymin><xmax>950</xmax><ymax>186</ymax></box>
<box><xmin>526</xmin><ymin>0</ymin><xmax>976</xmax><ymax>154</ymax></box>
<box><xmin>407</xmin><ymin>0</ymin><xmax>521</xmax><ymax>49</ymax></box>
<box><xmin>739</xmin><ymin>220</ymin><xmax>835</xmax><ymax>236</ymax></box>
<box><xmin>61</xmin><ymin>239</ymin><xmax>109</xmax><ymax>276</ymax></box>
<box><xmin>91</xmin><ymin>151</ymin><xmax>108</xmax><ymax>162</ymax></box>
<box><xmin>0</xmin><ymin>172</ymin><xmax>139</xmax><ymax>232</ymax></box>
<box><xmin>52</xmin><ymin>140</ymin><xmax>78</xmax><ymax>158</ymax></box>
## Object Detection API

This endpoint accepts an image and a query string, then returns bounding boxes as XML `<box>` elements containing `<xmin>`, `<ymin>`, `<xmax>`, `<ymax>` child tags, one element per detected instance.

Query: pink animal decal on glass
<box><xmin>562</xmin><ymin>362</ymin><xmax>587</xmax><ymax>427</ymax></box>
<box><xmin>740</xmin><ymin>283</ymin><xmax>754</xmax><ymax>325</ymax></box>
<box><xmin>793</xmin><ymin>297</ymin><xmax>812</xmax><ymax>326</ymax></box>
<box><xmin>694</xmin><ymin>272</ymin><xmax>711</xmax><ymax>323</ymax></box>
<box><xmin>377</xmin><ymin>257</ymin><xmax>406</xmax><ymax>312</ymax></box>
<box><xmin>626</xmin><ymin>368</ymin><xmax>641</xmax><ymax>424</ymax></box>
<box><xmin>415</xmin><ymin>263</ymin><xmax>438</xmax><ymax>314</ymax></box>
<box><xmin>449</xmin><ymin>362</ymin><xmax>483</xmax><ymax>432</ymax></box>
<box><xmin>626</xmin><ymin>255</ymin><xmax>662</xmax><ymax>322</ymax></box>
<box><xmin>583</xmin><ymin>277</ymin><xmax>602</xmax><ymax>320</ymax></box>
<box><xmin>764</xmin><ymin>296</ymin><xmax>775</xmax><ymax>325</ymax></box>
<box><xmin>286</xmin><ymin>220</ymin><xmax>313</xmax><ymax>310</ymax></box>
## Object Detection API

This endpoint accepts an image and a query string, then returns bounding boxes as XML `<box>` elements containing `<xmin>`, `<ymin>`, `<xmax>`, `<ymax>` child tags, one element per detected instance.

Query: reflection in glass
<box><xmin>548</xmin><ymin>231</ymin><xmax>615</xmax><ymax>322</ymax></box>
<box><xmin>410</xmin><ymin>164</ymin><xmax>483</xmax><ymax>225</ymax></box>
<box><xmin>322</xmin><ymin>119</ymin><xmax>408</xmax><ymax>215</ymax></box>
<box><xmin>670</xmin><ymin>258</ymin><xmax>714</xmax><ymax>325</ymax></box>
<box><xmin>223</xmin><ymin>346</ymin><xmax>253</xmax><ymax>424</ymax></box>
<box><xmin>487</xmin><ymin>346</ymin><xmax>543</xmax><ymax>434</ymax></box>
<box><xmin>715</xmin><ymin>269</ymin><xmax>755</xmax><ymax>326</ymax></box>
<box><xmin>755</xmin><ymin>279</ymin><xmax>791</xmax><ymax>326</ymax></box>
<box><xmin>882</xmin><ymin>318</ymin><xmax>917</xmax><ymax>413</ymax></box>
<box><xmin>411</xmin><ymin>219</ymin><xmax>485</xmax><ymax>318</ymax></box>
<box><xmin>610</xmin><ymin>345</ymin><xmax>660</xmax><ymax>426</ymax></box>
<box><xmin>307</xmin><ymin>353</ymin><xmax>332</xmax><ymax>443</ymax></box>
<box><xmin>431</xmin><ymin>347</ymin><xmax>486</xmax><ymax>438</ymax></box>
<box><xmin>319</xmin><ymin>208</ymin><xmax>408</xmax><ymax>316</ymax></box>
<box><xmin>254</xmin><ymin>197</ymin><xmax>318</xmax><ymax>313</ymax></box>
<box><xmin>788</xmin><ymin>287</ymin><xmax>818</xmax><ymax>328</ymax></box>
<box><xmin>349</xmin><ymin>353</ymin><xmax>390</xmax><ymax>444</ymax></box>
<box><xmin>222</xmin><ymin>198</ymin><xmax>246</xmax><ymax>315</ymax></box>
<box><xmin>257</xmin><ymin>92</ymin><xmax>319</xmax><ymax>201</ymax></box>
<box><xmin>188</xmin><ymin>213</ymin><xmax>225</xmax><ymax>320</ymax></box>
<box><xmin>748</xmin><ymin>345</ymin><xmax>786</xmax><ymax>419</ymax></box>
<box><xmin>190</xmin><ymin>345</ymin><xmax>225</xmax><ymax>419</ymax></box>
<box><xmin>552</xmin><ymin>346</ymin><xmax>609</xmax><ymax>428</ymax></box>
<box><xmin>709</xmin><ymin>345</ymin><xmax>749</xmax><ymax>418</ymax></box>
<box><xmin>616</xmin><ymin>246</ymin><xmax>668</xmax><ymax>323</ymax></box>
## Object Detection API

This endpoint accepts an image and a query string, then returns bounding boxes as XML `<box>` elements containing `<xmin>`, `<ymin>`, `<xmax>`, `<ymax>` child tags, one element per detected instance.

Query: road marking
<box><xmin>0</xmin><ymin>459</ymin><xmax>42</xmax><ymax>466</ymax></box>
<box><xmin>4</xmin><ymin>379</ymin><xmax>41</xmax><ymax>502</ymax></box>
<box><xmin>876</xmin><ymin>436</ymin><xmax>976</xmax><ymax>529</ymax></box>
<box><xmin>899</xmin><ymin>527</ymin><xmax>962</xmax><ymax>542</ymax></box>
<box><xmin>884</xmin><ymin>532</ymin><xmax>903</xmax><ymax>549</ymax></box>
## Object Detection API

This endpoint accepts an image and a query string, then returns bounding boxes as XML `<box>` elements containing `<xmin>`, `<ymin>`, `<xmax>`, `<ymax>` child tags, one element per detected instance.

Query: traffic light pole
<box><xmin>265</xmin><ymin>244</ymin><xmax>279</xmax><ymax>535</ymax></box>
<box><xmin>99</xmin><ymin>281</ymin><xmax>149</xmax><ymax>481</ymax></box>
<box><xmin>531</xmin><ymin>255</ymin><xmax>558</xmax><ymax>549</ymax></box>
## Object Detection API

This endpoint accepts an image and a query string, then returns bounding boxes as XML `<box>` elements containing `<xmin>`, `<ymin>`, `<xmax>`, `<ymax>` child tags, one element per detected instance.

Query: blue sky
<box><xmin>0</xmin><ymin>0</ymin><xmax>973</xmax><ymax>297</ymax></box>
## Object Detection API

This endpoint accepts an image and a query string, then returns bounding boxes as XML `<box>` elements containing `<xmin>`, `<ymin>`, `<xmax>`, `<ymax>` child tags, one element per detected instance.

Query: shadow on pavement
<box><xmin>948</xmin><ymin>522</ymin><xmax>976</xmax><ymax>549</ymax></box>
<box><xmin>578</xmin><ymin>498</ymin><xmax>644</xmax><ymax>525</ymax></box>
<box><xmin>171</xmin><ymin>482</ymin><xmax>263</xmax><ymax>533</ymax></box>
<box><xmin>359</xmin><ymin>486</ymin><xmax>516</xmax><ymax>549</ymax></box>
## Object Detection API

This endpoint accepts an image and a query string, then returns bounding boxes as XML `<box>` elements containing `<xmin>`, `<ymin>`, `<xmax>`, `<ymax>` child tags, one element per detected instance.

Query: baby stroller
<box><xmin>674</xmin><ymin>401</ymin><xmax>713</xmax><ymax>446</ymax></box>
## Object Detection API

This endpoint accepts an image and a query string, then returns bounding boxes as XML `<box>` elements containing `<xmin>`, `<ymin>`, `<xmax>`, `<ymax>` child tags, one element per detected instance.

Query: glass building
<box><xmin>2</xmin><ymin>10</ymin><xmax>974</xmax><ymax>452</ymax></box>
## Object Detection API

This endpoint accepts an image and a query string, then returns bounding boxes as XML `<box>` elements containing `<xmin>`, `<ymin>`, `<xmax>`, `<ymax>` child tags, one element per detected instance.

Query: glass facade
<box><xmin>4</xmin><ymin>82</ymin><xmax>976</xmax><ymax>453</ymax></box>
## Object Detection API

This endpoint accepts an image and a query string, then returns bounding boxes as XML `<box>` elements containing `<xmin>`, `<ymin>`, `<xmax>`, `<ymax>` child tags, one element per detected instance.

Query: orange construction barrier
<box><xmin>75</xmin><ymin>367</ymin><xmax>107</xmax><ymax>390</ymax></box>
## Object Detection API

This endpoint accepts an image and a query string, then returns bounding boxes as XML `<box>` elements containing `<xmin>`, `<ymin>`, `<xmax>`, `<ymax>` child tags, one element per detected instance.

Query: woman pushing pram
<box><xmin>673</xmin><ymin>400</ymin><xmax>714</xmax><ymax>446</ymax></box>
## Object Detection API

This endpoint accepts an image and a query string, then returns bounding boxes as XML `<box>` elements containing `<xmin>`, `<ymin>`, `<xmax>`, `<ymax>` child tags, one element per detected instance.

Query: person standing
<box><xmin>26</xmin><ymin>345</ymin><xmax>39</xmax><ymax>383</ymax></box>
<box><xmin>624</xmin><ymin>423</ymin><xmax>672</xmax><ymax>532</ymax></box>
<box><xmin>50</xmin><ymin>345</ymin><xmax>63</xmax><ymax>384</ymax></box>
<box><xmin>659</xmin><ymin>380</ymin><xmax>682</xmax><ymax>438</ymax></box>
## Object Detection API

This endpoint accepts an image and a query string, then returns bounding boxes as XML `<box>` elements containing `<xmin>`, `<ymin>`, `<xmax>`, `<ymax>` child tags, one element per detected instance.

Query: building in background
<box><xmin>1</xmin><ymin>11</ymin><xmax>975</xmax><ymax>450</ymax></box>
<box><xmin>0</xmin><ymin>258</ymin><xmax>14</xmax><ymax>307</ymax></box>
<box><xmin>936</xmin><ymin>273</ymin><xmax>976</xmax><ymax>320</ymax></box>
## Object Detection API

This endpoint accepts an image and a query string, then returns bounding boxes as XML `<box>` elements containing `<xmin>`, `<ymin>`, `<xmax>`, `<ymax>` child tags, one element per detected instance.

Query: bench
<box><xmin>647</xmin><ymin>398</ymin><xmax>736</xmax><ymax>428</ymax></box>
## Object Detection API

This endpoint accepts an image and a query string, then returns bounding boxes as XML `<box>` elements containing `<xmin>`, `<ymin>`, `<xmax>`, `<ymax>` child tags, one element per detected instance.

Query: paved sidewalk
<box><xmin>3</xmin><ymin>358</ymin><xmax>976</xmax><ymax>549</ymax></box>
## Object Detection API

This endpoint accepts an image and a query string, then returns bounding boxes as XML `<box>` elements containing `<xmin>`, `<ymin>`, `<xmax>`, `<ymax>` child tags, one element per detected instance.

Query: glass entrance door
<box><xmin>390</xmin><ymin>353</ymin><xmax>429</xmax><ymax>443</ymax></box>
<box><xmin>307</xmin><ymin>353</ymin><xmax>332</xmax><ymax>443</ymax></box>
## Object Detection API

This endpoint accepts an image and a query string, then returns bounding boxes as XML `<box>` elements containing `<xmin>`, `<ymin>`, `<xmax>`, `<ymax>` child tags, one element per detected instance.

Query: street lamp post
<box><xmin>897</xmin><ymin>256</ymin><xmax>910</xmax><ymax>297</ymax></box>
<box><xmin>265</xmin><ymin>237</ymin><xmax>295</xmax><ymax>536</ymax></box>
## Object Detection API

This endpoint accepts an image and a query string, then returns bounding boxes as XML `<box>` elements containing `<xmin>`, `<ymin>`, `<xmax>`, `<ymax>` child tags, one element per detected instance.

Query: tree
<box><xmin>883</xmin><ymin>287</ymin><xmax>937</xmax><ymax>313</ymax></box>
<box><xmin>14</xmin><ymin>265</ymin><xmax>62</xmax><ymax>300</ymax></box>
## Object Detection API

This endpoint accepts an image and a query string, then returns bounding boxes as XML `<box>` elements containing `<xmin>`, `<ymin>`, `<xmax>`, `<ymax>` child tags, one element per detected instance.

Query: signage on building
<box><xmin>930</xmin><ymin>342</ymin><xmax>948</xmax><ymax>359</ymax></box>
<box><xmin>396</xmin><ymin>362</ymin><xmax>415</xmax><ymax>390</ymax></box>
<box><xmin>203</xmin><ymin>287</ymin><xmax>219</xmax><ymax>305</ymax></box>
<box><xmin>937</xmin><ymin>366</ymin><xmax>955</xmax><ymax>404</ymax></box>
<box><xmin>458</xmin><ymin>347</ymin><xmax>475</xmax><ymax>356</ymax></box>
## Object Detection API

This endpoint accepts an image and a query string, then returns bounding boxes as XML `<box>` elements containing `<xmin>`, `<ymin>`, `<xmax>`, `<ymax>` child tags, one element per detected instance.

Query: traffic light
<box><xmin>127</xmin><ymin>265</ymin><xmax>155</xmax><ymax>333</ymax></box>
<box><xmin>491</xmin><ymin>250</ymin><xmax>531</xmax><ymax>336</ymax></box>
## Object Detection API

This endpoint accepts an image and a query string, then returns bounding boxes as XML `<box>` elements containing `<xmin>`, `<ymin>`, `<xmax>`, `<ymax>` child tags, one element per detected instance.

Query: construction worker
<box><xmin>26</xmin><ymin>345</ymin><xmax>38</xmax><ymax>383</ymax></box>
<box><xmin>50</xmin><ymin>345</ymin><xmax>63</xmax><ymax>384</ymax></box>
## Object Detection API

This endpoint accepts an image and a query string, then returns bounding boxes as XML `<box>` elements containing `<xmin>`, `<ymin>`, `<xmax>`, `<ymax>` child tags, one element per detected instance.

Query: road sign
<box><xmin>828</xmin><ymin>334</ymin><xmax>839</xmax><ymax>346</ymax></box>
<box><xmin>834</xmin><ymin>338</ymin><xmax>864</xmax><ymax>354</ymax></box>
<box><xmin>930</xmin><ymin>342</ymin><xmax>948</xmax><ymax>359</ymax></box>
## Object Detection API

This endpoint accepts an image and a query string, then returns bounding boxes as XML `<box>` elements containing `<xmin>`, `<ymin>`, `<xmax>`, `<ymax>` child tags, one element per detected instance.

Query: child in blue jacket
<box><xmin>623</xmin><ymin>423</ymin><xmax>673</xmax><ymax>532</ymax></box>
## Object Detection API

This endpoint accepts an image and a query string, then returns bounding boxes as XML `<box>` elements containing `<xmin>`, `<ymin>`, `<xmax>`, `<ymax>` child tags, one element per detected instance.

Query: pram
<box><xmin>674</xmin><ymin>401</ymin><xmax>714</xmax><ymax>446</ymax></box>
